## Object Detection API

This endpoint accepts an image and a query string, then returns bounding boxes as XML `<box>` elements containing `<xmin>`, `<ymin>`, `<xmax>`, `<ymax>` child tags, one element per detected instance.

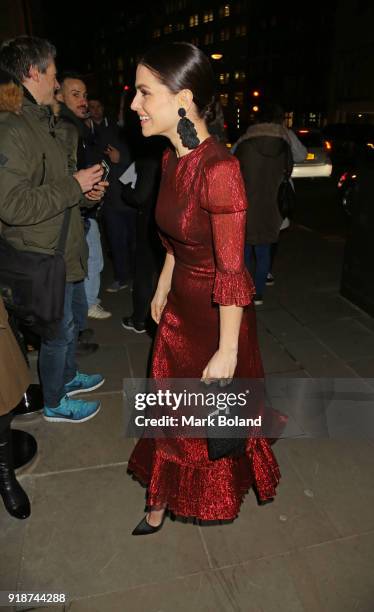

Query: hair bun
<box><xmin>204</xmin><ymin>96</ymin><xmax>217</xmax><ymax>124</ymax></box>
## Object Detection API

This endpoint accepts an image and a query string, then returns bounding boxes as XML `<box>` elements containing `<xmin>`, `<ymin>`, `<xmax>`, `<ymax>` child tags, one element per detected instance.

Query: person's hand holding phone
<box><xmin>73</xmin><ymin>164</ymin><xmax>103</xmax><ymax>193</ymax></box>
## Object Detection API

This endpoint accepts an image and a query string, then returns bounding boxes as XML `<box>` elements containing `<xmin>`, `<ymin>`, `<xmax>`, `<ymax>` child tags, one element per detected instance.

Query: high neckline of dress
<box><xmin>174</xmin><ymin>136</ymin><xmax>214</xmax><ymax>163</ymax></box>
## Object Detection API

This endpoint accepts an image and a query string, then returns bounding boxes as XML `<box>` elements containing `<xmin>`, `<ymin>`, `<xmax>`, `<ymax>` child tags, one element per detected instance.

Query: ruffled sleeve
<box><xmin>202</xmin><ymin>157</ymin><xmax>255</xmax><ymax>306</ymax></box>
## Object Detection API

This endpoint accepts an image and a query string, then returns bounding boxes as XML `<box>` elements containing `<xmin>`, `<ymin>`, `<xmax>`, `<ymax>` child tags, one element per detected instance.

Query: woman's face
<box><xmin>131</xmin><ymin>64</ymin><xmax>180</xmax><ymax>139</ymax></box>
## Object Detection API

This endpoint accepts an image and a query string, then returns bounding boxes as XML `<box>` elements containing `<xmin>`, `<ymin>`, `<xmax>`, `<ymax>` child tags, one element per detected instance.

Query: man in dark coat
<box><xmin>234</xmin><ymin>104</ymin><xmax>292</xmax><ymax>305</ymax></box>
<box><xmin>86</xmin><ymin>98</ymin><xmax>134</xmax><ymax>293</ymax></box>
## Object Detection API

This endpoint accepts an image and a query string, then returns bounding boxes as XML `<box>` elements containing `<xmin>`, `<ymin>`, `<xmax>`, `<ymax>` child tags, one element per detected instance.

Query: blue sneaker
<box><xmin>64</xmin><ymin>371</ymin><xmax>105</xmax><ymax>397</ymax></box>
<box><xmin>43</xmin><ymin>396</ymin><xmax>101</xmax><ymax>423</ymax></box>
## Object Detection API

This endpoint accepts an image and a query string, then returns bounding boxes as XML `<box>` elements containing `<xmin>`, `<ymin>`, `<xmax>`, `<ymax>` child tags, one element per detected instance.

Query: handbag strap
<box><xmin>55</xmin><ymin>208</ymin><xmax>72</xmax><ymax>255</ymax></box>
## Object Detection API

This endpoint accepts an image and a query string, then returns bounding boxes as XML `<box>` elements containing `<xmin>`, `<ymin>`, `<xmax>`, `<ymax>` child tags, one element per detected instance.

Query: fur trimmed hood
<box><xmin>0</xmin><ymin>70</ymin><xmax>23</xmax><ymax>113</ymax></box>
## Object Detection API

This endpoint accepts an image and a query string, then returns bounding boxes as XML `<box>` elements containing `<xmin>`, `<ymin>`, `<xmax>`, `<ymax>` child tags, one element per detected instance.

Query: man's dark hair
<box><xmin>59</xmin><ymin>71</ymin><xmax>85</xmax><ymax>87</ymax></box>
<box><xmin>0</xmin><ymin>36</ymin><xmax>56</xmax><ymax>82</ymax></box>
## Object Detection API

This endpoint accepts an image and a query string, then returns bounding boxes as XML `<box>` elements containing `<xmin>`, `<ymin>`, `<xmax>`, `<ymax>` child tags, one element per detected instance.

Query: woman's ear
<box><xmin>177</xmin><ymin>89</ymin><xmax>194</xmax><ymax>113</ymax></box>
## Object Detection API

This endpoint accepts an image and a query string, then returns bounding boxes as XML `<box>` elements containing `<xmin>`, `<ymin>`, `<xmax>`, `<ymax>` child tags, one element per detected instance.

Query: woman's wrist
<box><xmin>218</xmin><ymin>345</ymin><xmax>238</xmax><ymax>357</ymax></box>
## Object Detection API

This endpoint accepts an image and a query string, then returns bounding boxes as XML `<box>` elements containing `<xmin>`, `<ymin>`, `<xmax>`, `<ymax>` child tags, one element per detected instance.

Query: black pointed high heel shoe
<box><xmin>132</xmin><ymin>512</ymin><xmax>166</xmax><ymax>536</ymax></box>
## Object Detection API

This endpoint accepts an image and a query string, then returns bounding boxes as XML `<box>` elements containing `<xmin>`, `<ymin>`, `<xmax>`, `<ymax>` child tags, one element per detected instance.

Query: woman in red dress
<box><xmin>127</xmin><ymin>43</ymin><xmax>281</xmax><ymax>535</ymax></box>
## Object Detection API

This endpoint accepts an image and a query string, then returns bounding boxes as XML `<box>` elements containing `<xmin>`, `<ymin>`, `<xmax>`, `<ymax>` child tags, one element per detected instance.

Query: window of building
<box><xmin>189</xmin><ymin>14</ymin><xmax>199</xmax><ymax>27</ymax></box>
<box><xmin>220</xmin><ymin>28</ymin><xmax>230</xmax><ymax>40</ymax></box>
<box><xmin>234</xmin><ymin>70</ymin><xmax>246</xmax><ymax>82</ymax></box>
<box><xmin>153</xmin><ymin>28</ymin><xmax>161</xmax><ymax>38</ymax></box>
<box><xmin>234</xmin><ymin>91</ymin><xmax>244</xmax><ymax>105</ymax></box>
<box><xmin>235</xmin><ymin>24</ymin><xmax>247</xmax><ymax>37</ymax></box>
<box><xmin>219</xmin><ymin>72</ymin><xmax>230</xmax><ymax>84</ymax></box>
<box><xmin>285</xmin><ymin>112</ymin><xmax>293</xmax><ymax>128</ymax></box>
<box><xmin>219</xmin><ymin>4</ymin><xmax>230</xmax><ymax>17</ymax></box>
<box><xmin>203</xmin><ymin>10</ymin><xmax>214</xmax><ymax>22</ymax></box>
<box><xmin>117</xmin><ymin>57</ymin><xmax>124</xmax><ymax>70</ymax></box>
<box><xmin>220</xmin><ymin>93</ymin><xmax>229</xmax><ymax>107</ymax></box>
<box><xmin>176</xmin><ymin>23</ymin><xmax>185</xmax><ymax>31</ymax></box>
<box><xmin>164</xmin><ymin>24</ymin><xmax>173</xmax><ymax>34</ymax></box>
<box><xmin>191</xmin><ymin>37</ymin><xmax>199</xmax><ymax>46</ymax></box>
<box><xmin>204</xmin><ymin>32</ymin><xmax>214</xmax><ymax>44</ymax></box>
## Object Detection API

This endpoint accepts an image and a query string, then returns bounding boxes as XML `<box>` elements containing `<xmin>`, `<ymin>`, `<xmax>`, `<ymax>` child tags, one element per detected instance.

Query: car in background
<box><xmin>323</xmin><ymin>123</ymin><xmax>374</xmax><ymax>167</ymax></box>
<box><xmin>337</xmin><ymin>142</ymin><xmax>374</xmax><ymax>215</ymax></box>
<box><xmin>291</xmin><ymin>129</ymin><xmax>333</xmax><ymax>178</ymax></box>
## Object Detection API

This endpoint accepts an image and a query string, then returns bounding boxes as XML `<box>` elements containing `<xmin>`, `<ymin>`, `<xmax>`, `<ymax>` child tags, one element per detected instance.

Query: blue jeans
<box><xmin>84</xmin><ymin>219</ymin><xmax>104</xmax><ymax>307</ymax></box>
<box><xmin>39</xmin><ymin>281</ymin><xmax>86</xmax><ymax>407</ymax></box>
<box><xmin>244</xmin><ymin>244</ymin><xmax>271</xmax><ymax>297</ymax></box>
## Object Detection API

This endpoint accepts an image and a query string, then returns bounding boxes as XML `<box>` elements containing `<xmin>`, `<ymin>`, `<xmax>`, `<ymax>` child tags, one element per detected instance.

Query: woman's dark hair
<box><xmin>140</xmin><ymin>42</ymin><xmax>216</xmax><ymax>123</ymax></box>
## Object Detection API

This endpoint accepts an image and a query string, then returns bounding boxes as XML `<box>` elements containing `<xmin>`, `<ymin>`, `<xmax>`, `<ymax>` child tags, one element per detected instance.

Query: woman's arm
<box><xmin>151</xmin><ymin>252</ymin><xmax>175</xmax><ymax>324</ymax></box>
<box><xmin>202</xmin><ymin>304</ymin><xmax>242</xmax><ymax>381</ymax></box>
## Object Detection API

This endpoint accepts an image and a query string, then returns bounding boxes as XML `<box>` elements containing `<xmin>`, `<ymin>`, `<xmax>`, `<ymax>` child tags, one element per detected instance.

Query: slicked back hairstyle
<box><xmin>140</xmin><ymin>42</ymin><xmax>217</xmax><ymax>123</ymax></box>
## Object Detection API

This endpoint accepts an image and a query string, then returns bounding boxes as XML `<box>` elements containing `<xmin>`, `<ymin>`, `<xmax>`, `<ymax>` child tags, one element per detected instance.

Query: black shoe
<box><xmin>75</xmin><ymin>341</ymin><xmax>99</xmax><ymax>357</ymax></box>
<box><xmin>265</xmin><ymin>273</ymin><xmax>275</xmax><ymax>286</ymax></box>
<box><xmin>253</xmin><ymin>295</ymin><xmax>263</xmax><ymax>306</ymax></box>
<box><xmin>79</xmin><ymin>328</ymin><xmax>94</xmax><ymax>343</ymax></box>
<box><xmin>121</xmin><ymin>317</ymin><xmax>146</xmax><ymax>334</ymax></box>
<box><xmin>0</xmin><ymin>425</ymin><xmax>30</xmax><ymax>519</ymax></box>
<box><xmin>132</xmin><ymin>513</ymin><xmax>166</xmax><ymax>535</ymax></box>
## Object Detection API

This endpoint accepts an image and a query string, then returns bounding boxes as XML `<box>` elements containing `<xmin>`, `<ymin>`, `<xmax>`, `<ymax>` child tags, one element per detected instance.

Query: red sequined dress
<box><xmin>127</xmin><ymin>136</ymin><xmax>280</xmax><ymax>521</ymax></box>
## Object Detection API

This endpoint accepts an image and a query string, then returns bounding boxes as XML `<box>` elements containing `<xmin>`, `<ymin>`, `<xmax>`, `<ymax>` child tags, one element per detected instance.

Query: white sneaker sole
<box><xmin>43</xmin><ymin>404</ymin><xmax>101</xmax><ymax>423</ymax></box>
<box><xmin>121</xmin><ymin>322</ymin><xmax>146</xmax><ymax>334</ymax></box>
<box><xmin>106</xmin><ymin>286</ymin><xmax>127</xmax><ymax>293</ymax></box>
<box><xmin>87</xmin><ymin>312</ymin><xmax>112</xmax><ymax>319</ymax></box>
<box><xmin>65</xmin><ymin>378</ymin><xmax>105</xmax><ymax>397</ymax></box>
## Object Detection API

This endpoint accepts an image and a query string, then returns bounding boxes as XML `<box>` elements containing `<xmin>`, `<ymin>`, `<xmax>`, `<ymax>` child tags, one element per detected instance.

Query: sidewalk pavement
<box><xmin>1</xmin><ymin>224</ymin><xmax>374</xmax><ymax>612</ymax></box>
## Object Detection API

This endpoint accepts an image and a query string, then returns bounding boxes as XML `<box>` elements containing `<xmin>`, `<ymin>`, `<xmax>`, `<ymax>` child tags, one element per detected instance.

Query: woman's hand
<box><xmin>201</xmin><ymin>349</ymin><xmax>237</xmax><ymax>385</ymax></box>
<box><xmin>151</xmin><ymin>284</ymin><xmax>170</xmax><ymax>324</ymax></box>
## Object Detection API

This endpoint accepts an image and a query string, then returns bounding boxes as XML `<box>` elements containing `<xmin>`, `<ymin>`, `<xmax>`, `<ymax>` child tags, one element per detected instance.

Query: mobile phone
<box><xmin>101</xmin><ymin>159</ymin><xmax>110</xmax><ymax>181</ymax></box>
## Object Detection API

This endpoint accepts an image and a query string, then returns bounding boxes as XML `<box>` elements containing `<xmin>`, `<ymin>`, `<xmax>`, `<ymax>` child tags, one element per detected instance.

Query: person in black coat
<box><xmin>120</xmin><ymin>137</ymin><xmax>166</xmax><ymax>332</ymax></box>
<box><xmin>233</xmin><ymin>103</ymin><xmax>292</xmax><ymax>305</ymax></box>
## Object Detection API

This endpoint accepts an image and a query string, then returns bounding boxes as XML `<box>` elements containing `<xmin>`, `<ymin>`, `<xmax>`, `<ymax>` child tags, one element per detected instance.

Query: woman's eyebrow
<box><xmin>135</xmin><ymin>84</ymin><xmax>150</xmax><ymax>90</ymax></box>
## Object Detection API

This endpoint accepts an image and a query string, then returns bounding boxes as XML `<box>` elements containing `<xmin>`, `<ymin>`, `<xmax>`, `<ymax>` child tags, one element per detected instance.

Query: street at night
<box><xmin>0</xmin><ymin>1</ymin><xmax>374</xmax><ymax>611</ymax></box>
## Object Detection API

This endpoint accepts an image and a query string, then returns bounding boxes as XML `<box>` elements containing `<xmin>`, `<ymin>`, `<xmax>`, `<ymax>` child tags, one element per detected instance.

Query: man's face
<box><xmin>38</xmin><ymin>60</ymin><xmax>59</xmax><ymax>106</ymax></box>
<box><xmin>88</xmin><ymin>99</ymin><xmax>104</xmax><ymax>123</ymax></box>
<box><xmin>57</xmin><ymin>78</ymin><xmax>88</xmax><ymax>118</ymax></box>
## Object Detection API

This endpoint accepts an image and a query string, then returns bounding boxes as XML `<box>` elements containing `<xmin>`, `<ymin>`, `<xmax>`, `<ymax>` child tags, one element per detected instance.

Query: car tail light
<box><xmin>337</xmin><ymin>172</ymin><xmax>348</xmax><ymax>188</ymax></box>
<box><xmin>324</xmin><ymin>140</ymin><xmax>332</xmax><ymax>151</ymax></box>
<box><xmin>298</xmin><ymin>129</ymin><xmax>309</xmax><ymax>134</ymax></box>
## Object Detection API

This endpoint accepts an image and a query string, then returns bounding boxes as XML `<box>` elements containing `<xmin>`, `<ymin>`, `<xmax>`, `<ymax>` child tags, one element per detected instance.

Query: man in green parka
<box><xmin>0</xmin><ymin>36</ymin><xmax>106</xmax><ymax>423</ymax></box>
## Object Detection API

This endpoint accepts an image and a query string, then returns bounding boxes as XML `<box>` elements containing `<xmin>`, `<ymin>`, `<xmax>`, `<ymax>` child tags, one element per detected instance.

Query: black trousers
<box><xmin>132</xmin><ymin>212</ymin><xmax>162</xmax><ymax>323</ymax></box>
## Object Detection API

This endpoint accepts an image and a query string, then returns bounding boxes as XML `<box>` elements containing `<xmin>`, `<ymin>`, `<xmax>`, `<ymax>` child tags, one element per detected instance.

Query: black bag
<box><xmin>278</xmin><ymin>178</ymin><xmax>296</xmax><ymax>219</ymax></box>
<box><xmin>278</xmin><ymin>142</ymin><xmax>295</xmax><ymax>219</ymax></box>
<box><xmin>0</xmin><ymin>209</ymin><xmax>71</xmax><ymax>339</ymax></box>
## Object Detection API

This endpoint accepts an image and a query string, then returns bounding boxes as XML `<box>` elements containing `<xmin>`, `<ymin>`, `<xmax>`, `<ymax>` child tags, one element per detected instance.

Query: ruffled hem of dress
<box><xmin>127</xmin><ymin>438</ymin><xmax>280</xmax><ymax>522</ymax></box>
<box><xmin>213</xmin><ymin>268</ymin><xmax>255</xmax><ymax>307</ymax></box>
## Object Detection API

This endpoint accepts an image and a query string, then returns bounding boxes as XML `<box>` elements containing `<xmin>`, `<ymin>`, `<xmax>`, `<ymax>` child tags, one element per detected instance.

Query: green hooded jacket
<box><xmin>0</xmin><ymin>87</ymin><xmax>88</xmax><ymax>282</ymax></box>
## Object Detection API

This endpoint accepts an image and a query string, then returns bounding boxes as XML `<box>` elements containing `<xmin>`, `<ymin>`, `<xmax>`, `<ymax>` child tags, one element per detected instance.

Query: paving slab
<box><xmin>288</xmin><ymin>531</ymin><xmax>374</xmax><ymax>612</ymax></box>
<box><xmin>281</xmin><ymin>438</ymin><xmax>374</xmax><ymax>536</ymax></box>
<box><xmin>306</xmin><ymin>318</ymin><xmax>374</xmax><ymax>362</ymax></box>
<box><xmin>12</xmin><ymin>394</ymin><xmax>134</xmax><ymax>475</ymax></box>
<box><xmin>258</xmin><ymin>309</ymin><xmax>316</xmax><ymax>345</ymax></box>
<box><xmin>0</xmin><ymin>477</ymin><xmax>34</xmax><ymax>592</ymax></box>
<box><xmin>17</xmin><ymin>466</ymin><xmax>209</xmax><ymax>598</ymax></box>
<box><xmin>76</xmin><ymin>345</ymin><xmax>131</xmax><ymax>393</ymax></box>
<box><xmin>257</xmin><ymin>328</ymin><xmax>301</xmax><ymax>374</ymax></box>
<box><xmin>199</xmin><ymin>452</ymin><xmax>338</xmax><ymax>568</ymax></box>
<box><xmin>284</xmin><ymin>338</ymin><xmax>358</xmax><ymax>377</ymax></box>
<box><xmin>66</xmin><ymin>554</ymin><xmax>308</xmax><ymax>612</ymax></box>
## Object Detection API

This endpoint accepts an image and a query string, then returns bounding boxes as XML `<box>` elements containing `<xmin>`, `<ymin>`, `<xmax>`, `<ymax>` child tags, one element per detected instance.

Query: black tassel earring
<box><xmin>177</xmin><ymin>108</ymin><xmax>200</xmax><ymax>149</ymax></box>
